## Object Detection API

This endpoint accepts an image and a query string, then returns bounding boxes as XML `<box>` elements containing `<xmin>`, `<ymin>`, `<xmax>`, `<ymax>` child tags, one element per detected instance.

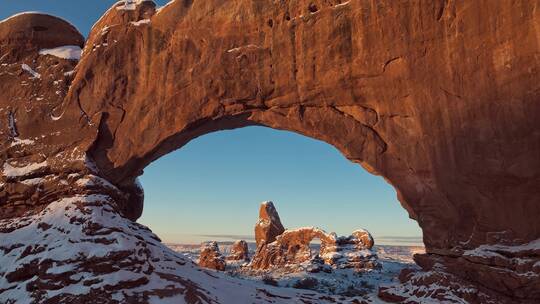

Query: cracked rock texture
<box><xmin>0</xmin><ymin>0</ymin><xmax>539</xmax><ymax>303</ymax></box>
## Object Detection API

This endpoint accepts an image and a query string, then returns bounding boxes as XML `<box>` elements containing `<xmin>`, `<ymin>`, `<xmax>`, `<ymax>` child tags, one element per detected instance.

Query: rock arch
<box><xmin>0</xmin><ymin>1</ymin><xmax>538</xmax><ymax>303</ymax></box>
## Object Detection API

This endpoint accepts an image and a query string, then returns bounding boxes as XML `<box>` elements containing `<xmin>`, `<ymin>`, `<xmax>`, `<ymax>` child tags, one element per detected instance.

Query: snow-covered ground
<box><xmin>166</xmin><ymin>242</ymin><xmax>424</xmax><ymax>303</ymax></box>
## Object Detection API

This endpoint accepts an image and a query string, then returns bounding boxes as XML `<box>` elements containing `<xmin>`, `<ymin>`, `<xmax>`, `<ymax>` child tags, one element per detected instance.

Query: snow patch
<box><xmin>21</xmin><ymin>64</ymin><xmax>41</xmax><ymax>79</ymax></box>
<box><xmin>3</xmin><ymin>161</ymin><xmax>47</xmax><ymax>178</ymax></box>
<box><xmin>39</xmin><ymin>45</ymin><xmax>82</xmax><ymax>60</ymax></box>
<box><xmin>20</xmin><ymin>177</ymin><xmax>45</xmax><ymax>186</ymax></box>
<box><xmin>131</xmin><ymin>19</ymin><xmax>151</xmax><ymax>26</ymax></box>
<box><xmin>334</xmin><ymin>1</ymin><xmax>350</xmax><ymax>8</ymax></box>
<box><xmin>464</xmin><ymin>238</ymin><xmax>540</xmax><ymax>258</ymax></box>
<box><xmin>8</xmin><ymin>111</ymin><xmax>18</xmax><ymax>137</ymax></box>
<box><xmin>10</xmin><ymin>137</ymin><xmax>35</xmax><ymax>147</ymax></box>
<box><xmin>117</xmin><ymin>0</ymin><xmax>153</xmax><ymax>11</ymax></box>
<box><xmin>227</xmin><ymin>44</ymin><xmax>260</xmax><ymax>53</ymax></box>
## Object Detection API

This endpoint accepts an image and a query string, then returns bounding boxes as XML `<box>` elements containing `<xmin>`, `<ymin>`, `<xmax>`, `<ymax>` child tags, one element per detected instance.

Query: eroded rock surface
<box><xmin>198</xmin><ymin>241</ymin><xmax>226</xmax><ymax>271</ymax></box>
<box><xmin>0</xmin><ymin>0</ymin><xmax>539</xmax><ymax>303</ymax></box>
<box><xmin>226</xmin><ymin>240</ymin><xmax>249</xmax><ymax>262</ymax></box>
<box><xmin>255</xmin><ymin>201</ymin><xmax>285</xmax><ymax>248</ymax></box>
<box><xmin>251</xmin><ymin>202</ymin><xmax>380</xmax><ymax>272</ymax></box>
<box><xmin>321</xmin><ymin>229</ymin><xmax>380</xmax><ymax>271</ymax></box>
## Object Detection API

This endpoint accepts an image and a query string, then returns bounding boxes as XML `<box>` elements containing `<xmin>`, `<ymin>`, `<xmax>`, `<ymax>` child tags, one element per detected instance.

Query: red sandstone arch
<box><xmin>0</xmin><ymin>0</ymin><xmax>539</xmax><ymax>302</ymax></box>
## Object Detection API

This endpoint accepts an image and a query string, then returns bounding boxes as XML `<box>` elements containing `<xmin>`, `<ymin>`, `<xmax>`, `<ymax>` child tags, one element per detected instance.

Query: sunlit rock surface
<box><xmin>198</xmin><ymin>241</ymin><xmax>226</xmax><ymax>271</ymax></box>
<box><xmin>251</xmin><ymin>202</ymin><xmax>381</xmax><ymax>272</ymax></box>
<box><xmin>226</xmin><ymin>240</ymin><xmax>249</xmax><ymax>262</ymax></box>
<box><xmin>0</xmin><ymin>0</ymin><xmax>539</xmax><ymax>303</ymax></box>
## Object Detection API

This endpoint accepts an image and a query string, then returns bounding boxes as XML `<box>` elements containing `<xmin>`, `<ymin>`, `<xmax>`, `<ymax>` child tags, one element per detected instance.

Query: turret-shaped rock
<box><xmin>351</xmin><ymin>229</ymin><xmax>374</xmax><ymax>250</ymax></box>
<box><xmin>254</xmin><ymin>201</ymin><xmax>285</xmax><ymax>247</ymax></box>
<box><xmin>198</xmin><ymin>241</ymin><xmax>225</xmax><ymax>271</ymax></box>
<box><xmin>226</xmin><ymin>240</ymin><xmax>249</xmax><ymax>261</ymax></box>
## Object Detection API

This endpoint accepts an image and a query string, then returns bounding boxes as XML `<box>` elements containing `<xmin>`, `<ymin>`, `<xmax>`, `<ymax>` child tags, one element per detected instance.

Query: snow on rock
<box><xmin>251</xmin><ymin>202</ymin><xmax>380</xmax><ymax>272</ymax></box>
<box><xmin>198</xmin><ymin>241</ymin><xmax>226</xmax><ymax>271</ymax></box>
<box><xmin>227</xmin><ymin>44</ymin><xmax>260</xmax><ymax>53</ymax></box>
<box><xmin>21</xmin><ymin>63</ymin><xmax>41</xmax><ymax>79</ymax></box>
<box><xmin>255</xmin><ymin>201</ymin><xmax>285</xmax><ymax>247</ymax></box>
<box><xmin>117</xmin><ymin>0</ymin><xmax>155</xmax><ymax>11</ymax></box>
<box><xmin>83</xmin><ymin>154</ymin><xmax>99</xmax><ymax>173</ymax></box>
<box><xmin>9</xmin><ymin>137</ymin><xmax>35</xmax><ymax>147</ymax></box>
<box><xmin>0</xmin><ymin>193</ymin><xmax>345</xmax><ymax>303</ymax></box>
<box><xmin>7</xmin><ymin>111</ymin><xmax>18</xmax><ymax>137</ymax></box>
<box><xmin>19</xmin><ymin>177</ymin><xmax>46</xmax><ymax>186</ymax></box>
<box><xmin>3</xmin><ymin>160</ymin><xmax>47</xmax><ymax>178</ymax></box>
<box><xmin>39</xmin><ymin>45</ymin><xmax>82</xmax><ymax>60</ymax></box>
<box><xmin>226</xmin><ymin>240</ymin><xmax>250</xmax><ymax>262</ymax></box>
<box><xmin>464</xmin><ymin>238</ymin><xmax>540</xmax><ymax>257</ymax></box>
<box><xmin>75</xmin><ymin>174</ymin><xmax>119</xmax><ymax>191</ymax></box>
<box><xmin>378</xmin><ymin>266</ymin><xmax>499</xmax><ymax>304</ymax></box>
<box><xmin>131</xmin><ymin>19</ymin><xmax>151</xmax><ymax>26</ymax></box>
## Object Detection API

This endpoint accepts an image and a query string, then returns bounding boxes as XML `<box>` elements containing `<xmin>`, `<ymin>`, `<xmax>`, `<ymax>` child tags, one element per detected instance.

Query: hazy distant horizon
<box><xmin>162</xmin><ymin>234</ymin><xmax>425</xmax><ymax>247</ymax></box>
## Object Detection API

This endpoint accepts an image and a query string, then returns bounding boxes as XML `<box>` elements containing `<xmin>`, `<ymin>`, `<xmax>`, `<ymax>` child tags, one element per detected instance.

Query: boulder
<box><xmin>321</xmin><ymin>229</ymin><xmax>380</xmax><ymax>271</ymax></box>
<box><xmin>198</xmin><ymin>241</ymin><xmax>225</xmax><ymax>271</ymax></box>
<box><xmin>226</xmin><ymin>240</ymin><xmax>249</xmax><ymax>261</ymax></box>
<box><xmin>351</xmin><ymin>229</ymin><xmax>375</xmax><ymax>250</ymax></box>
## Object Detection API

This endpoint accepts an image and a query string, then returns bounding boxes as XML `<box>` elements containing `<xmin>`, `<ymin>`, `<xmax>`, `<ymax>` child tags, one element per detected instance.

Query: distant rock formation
<box><xmin>226</xmin><ymin>240</ymin><xmax>249</xmax><ymax>262</ymax></box>
<box><xmin>320</xmin><ymin>229</ymin><xmax>380</xmax><ymax>271</ymax></box>
<box><xmin>250</xmin><ymin>202</ymin><xmax>380</xmax><ymax>272</ymax></box>
<box><xmin>255</xmin><ymin>201</ymin><xmax>285</xmax><ymax>247</ymax></box>
<box><xmin>198</xmin><ymin>241</ymin><xmax>226</xmax><ymax>271</ymax></box>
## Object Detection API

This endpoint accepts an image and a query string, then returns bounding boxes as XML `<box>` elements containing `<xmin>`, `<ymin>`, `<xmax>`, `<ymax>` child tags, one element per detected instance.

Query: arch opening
<box><xmin>136</xmin><ymin>125</ymin><xmax>424</xmax><ymax>298</ymax></box>
<box><xmin>137</xmin><ymin>126</ymin><xmax>422</xmax><ymax>245</ymax></box>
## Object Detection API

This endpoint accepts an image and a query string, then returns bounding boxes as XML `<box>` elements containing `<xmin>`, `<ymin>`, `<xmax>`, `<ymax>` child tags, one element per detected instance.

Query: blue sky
<box><xmin>1</xmin><ymin>1</ymin><xmax>422</xmax><ymax>245</ymax></box>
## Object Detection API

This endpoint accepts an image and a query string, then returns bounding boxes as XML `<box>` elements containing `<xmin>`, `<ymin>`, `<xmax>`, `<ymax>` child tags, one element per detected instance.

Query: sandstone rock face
<box><xmin>251</xmin><ymin>226</ymin><xmax>380</xmax><ymax>272</ymax></box>
<box><xmin>321</xmin><ymin>229</ymin><xmax>379</xmax><ymax>271</ymax></box>
<box><xmin>251</xmin><ymin>202</ymin><xmax>379</xmax><ymax>271</ymax></box>
<box><xmin>255</xmin><ymin>201</ymin><xmax>285</xmax><ymax>247</ymax></box>
<box><xmin>226</xmin><ymin>240</ymin><xmax>249</xmax><ymax>262</ymax></box>
<box><xmin>0</xmin><ymin>0</ymin><xmax>539</xmax><ymax>303</ymax></box>
<box><xmin>351</xmin><ymin>229</ymin><xmax>374</xmax><ymax>250</ymax></box>
<box><xmin>198</xmin><ymin>241</ymin><xmax>226</xmax><ymax>271</ymax></box>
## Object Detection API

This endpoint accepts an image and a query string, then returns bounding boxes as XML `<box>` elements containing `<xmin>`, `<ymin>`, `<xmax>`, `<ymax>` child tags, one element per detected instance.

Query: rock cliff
<box><xmin>255</xmin><ymin>201</ymin><xmax>285</xmax><ymax>247</ymax></box>
<box><xmin>0</xmin><ymin>0</ymin><xmax>539</xmax><ymax>303</ymax></box>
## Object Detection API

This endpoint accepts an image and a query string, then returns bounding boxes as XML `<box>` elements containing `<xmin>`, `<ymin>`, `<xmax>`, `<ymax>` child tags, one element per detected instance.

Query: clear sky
<box><xmin>1</xmin><ymin>1</ymin><xmax>423</xmax><ymax>246</ymax></box>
